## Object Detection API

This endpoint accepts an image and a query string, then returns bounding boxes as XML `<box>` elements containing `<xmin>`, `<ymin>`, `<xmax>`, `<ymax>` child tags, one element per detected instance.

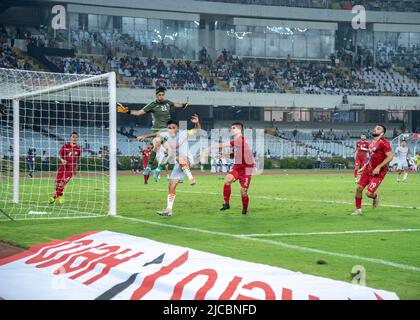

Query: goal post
<box><xmin>0</xmin><ymin>68</ymin><xmax>117</xmax><ymax>220</ymax></box>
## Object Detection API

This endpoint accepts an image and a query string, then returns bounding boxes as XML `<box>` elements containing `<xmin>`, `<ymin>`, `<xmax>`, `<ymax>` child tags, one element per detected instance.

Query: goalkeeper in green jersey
<box><xmin>117</xmin><ymin>87</ymin><xmax>189</xmax><ymax>177</ymax></box>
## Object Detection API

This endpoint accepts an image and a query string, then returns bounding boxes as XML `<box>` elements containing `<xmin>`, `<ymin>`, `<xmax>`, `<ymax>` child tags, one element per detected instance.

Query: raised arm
<box><xmin>208</xmin><ymin>141</ymin><xmax>232</xmax><ymax>150</ymax></box>
<box><xmin>117</xmin><ymin>103</ymin><xmax>147</xmax><ymax>116</ymax></box>
<box><xmin>174</xmin><ymin>102</ymin><xmax>190</xmax><ymax>109</ymax></box>
<box><xmin>173</xmin><ymin>97</ymin><xmax>190</xmax><ymax>109</ymax></box>
<box><xmin>187</xmin><ymin>114</ymin><xmax>202</xmax><ymax>137</ymax></box>
<box><xmin>136</xmin><ymin>131</ymin><xmax>159</xmax><ymax>142</ymax></box>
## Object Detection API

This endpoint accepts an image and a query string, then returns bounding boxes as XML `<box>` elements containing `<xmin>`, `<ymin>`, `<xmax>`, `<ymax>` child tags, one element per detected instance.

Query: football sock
<box><xmin>167</xmin><ymin>193</ymin><xmax>175</xmax><ymax>210</ymax></box>
<box><xmin>355</xmin><ymin>196</ymin><xmax>362</xmax><ymax>209</ymax></box>
<box><xmin>157</xmin><ymin>155</ymin><xmax>169</xmax><ymax>171</ymax></box>
<box><xmin>354</xmin><ymin>169</ymin><xmax>358</xmax><ymax>178</ymax></box>
<box><xmin>223</xmin><ymin>184</ymin><xmax>231</xmax><ymax>204</ymax></box>
<box><xmin>403</xmin><ymin>173</ymin><xmax>408</xmax><ymax>180</ymax></box>
<box><xmin>144</xmin><ymin>173</ymin><xmax>150</xmax><ymax>183</ymax></box>
<box><xmin>242</xmin><ymin>194</ymin><xmax>249</xmax><ymax>211</ymax></box>
<box><xmin>55</xmin><ymin>185</ymin><xmax>65</xmax><ymax>198</ymax></box>
<box><xmin>180</xmin><ymin>163</ymin><xmax>194</xmax><ymax>180</ymax></box>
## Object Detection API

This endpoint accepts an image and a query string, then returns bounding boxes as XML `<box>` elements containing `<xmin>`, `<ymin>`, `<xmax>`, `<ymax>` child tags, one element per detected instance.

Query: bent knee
<box><xmin>240</xmin><ymin>188</ymin><xmax>248</xmax><ymax>195</ymax></box>
<box><xmin>366</xmin><ymin>190</ymin><xmax>374</xmax><ymax>197</ymax></box>
<box><xmin>225</xmin><ymin>175</ymin><xmax>234</xmax><ymax>184</ymax></box>
<box><xmin>168</xmin><ymin>180</ymin><xmax>178</xmax><ymax>188</ymax></box>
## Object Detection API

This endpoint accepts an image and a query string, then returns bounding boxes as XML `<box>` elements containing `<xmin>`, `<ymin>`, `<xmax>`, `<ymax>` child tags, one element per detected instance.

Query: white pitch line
<box><xmin>114</xmin><ymin>215</ymin><xmax>420</xmax><ymax>272</ymax></box>
<box><xmin>239</xmin><ymin>229</ymin><xmax>420</xmax><ymax>237</ymax></box>
<box><xmin>119</xmin><ymin>188</ymin><xmax>420</xmax><ymax>210</ymax></box>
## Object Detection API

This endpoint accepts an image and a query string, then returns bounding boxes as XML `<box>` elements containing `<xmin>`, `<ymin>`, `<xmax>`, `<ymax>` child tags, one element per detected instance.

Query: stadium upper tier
<box><xmin>197</xmin><ymin>0</ymin><xmax>420</xmax><ymax>12</ymax></box>
<box><xmin>1</xmin><ymin>22</ymin><xmax>420</xmax><ymax>97</ymax></box>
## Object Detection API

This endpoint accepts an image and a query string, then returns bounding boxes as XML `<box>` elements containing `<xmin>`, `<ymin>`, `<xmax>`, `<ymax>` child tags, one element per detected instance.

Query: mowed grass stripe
<box><xmin>116</xmin><ymin>215</ymin><xmax>420</xmax><ymax>272</ymax></box>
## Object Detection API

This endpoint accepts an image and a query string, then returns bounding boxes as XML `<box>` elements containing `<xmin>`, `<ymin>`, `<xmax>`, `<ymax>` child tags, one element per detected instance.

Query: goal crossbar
<box><xmin>2</xmin><ymin>69</ymin><xmax>117</xmax><ymax>218</ymax></box>
<box><xmin>7</xmin><ymin>72</ymin><xmax>114</xmax><ymax>100</ymax></box>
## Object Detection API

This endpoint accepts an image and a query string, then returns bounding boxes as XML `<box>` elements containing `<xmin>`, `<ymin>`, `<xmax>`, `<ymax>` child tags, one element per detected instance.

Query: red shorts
<box><xmin>229</xmin><ymin>164</ymin><xmax>253</xmax><ymax>189</ymax></box>
<box><xmin>55</xmin><ymin>168</ymin><xmax>74</xmax><ymax>184</ymax></box>
<box><xmin>358</xmin><ymin>170</ymin><xmax>387</xmax><ymax>193</ymax></box>
<box><xmin>355</xmin><ymin>155</ymin><xmax>367</xmax><ymax>167</ymax></box>
<box><xmin>143</xmin><ymin>161</ymin><xmax>149</xmax><ymax>170</ymax></box>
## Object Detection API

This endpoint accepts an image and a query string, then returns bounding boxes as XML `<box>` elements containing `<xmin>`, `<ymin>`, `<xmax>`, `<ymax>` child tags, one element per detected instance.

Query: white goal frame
<box><xmin>8</xmin><ymin>71</ymin><xmax>117</xmax><ymax>217</ymax></box>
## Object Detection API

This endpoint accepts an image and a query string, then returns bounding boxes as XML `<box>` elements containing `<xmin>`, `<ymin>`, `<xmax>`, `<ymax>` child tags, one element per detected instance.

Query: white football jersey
<box><xmin>395</xmin><ymin>146</ymin><xmax>409</xmax><ymax>161</ymax></box>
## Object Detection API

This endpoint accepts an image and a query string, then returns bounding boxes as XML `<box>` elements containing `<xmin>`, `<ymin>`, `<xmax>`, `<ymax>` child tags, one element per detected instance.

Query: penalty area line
<box><xmin>114</xmin><ymin>215</ymin><xmax>420</xmax><ymax>272</ymax></box>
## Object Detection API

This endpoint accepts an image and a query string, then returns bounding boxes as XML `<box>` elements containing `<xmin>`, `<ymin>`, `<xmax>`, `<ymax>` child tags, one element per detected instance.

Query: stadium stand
<box><xmin>197</xmin><ymin>0</ymin><xmax>420</xmax><ymax>12</ymax></box>
<box><xmin>2</xmin><ymin>20</ymin><xmax>419</xmax><ymax>97</ymax></box>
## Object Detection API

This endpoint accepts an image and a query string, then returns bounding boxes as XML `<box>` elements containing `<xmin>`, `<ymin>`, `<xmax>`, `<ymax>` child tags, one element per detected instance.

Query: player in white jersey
<box><xmin>156</xmin><ymin>115</ymin><xmax>201</xmax><ymax>217</ymax></box>
<box><xmin>395</xmin><ymin>139</ymin><xmax>410</xmax><ymax>183</ymax></box>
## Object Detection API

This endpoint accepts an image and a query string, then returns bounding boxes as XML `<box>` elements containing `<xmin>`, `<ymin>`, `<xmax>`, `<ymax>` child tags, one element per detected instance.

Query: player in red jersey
<box><xmin>354</xmin><ymin>133</ymin><xmax>370</xmax><ymax>183</ymax></box>
<box><xmin>141</xmin><ymin>143</ymin><xmax>153</xmax><ymax>184</ymax></box>
<box><xmin>49</xmin><ymin>132</ymin><xmax>82</xmax><ymax>204</ymax></box>
<box><xmin>354</xmin><ymin>125</ymin><xmax>393</xmax><ymax>216</ymax></box>
<box><xmin>208</xmin><ymin>122</ymin><xmax>254</xmax><ymax>215</ymax></box>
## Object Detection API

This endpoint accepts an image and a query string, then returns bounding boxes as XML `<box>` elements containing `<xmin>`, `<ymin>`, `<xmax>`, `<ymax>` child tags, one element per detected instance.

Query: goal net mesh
<box><xmin>0</xmin><ymin>68</ymin><xmax>115</xmax><ymax>220</ymax></box>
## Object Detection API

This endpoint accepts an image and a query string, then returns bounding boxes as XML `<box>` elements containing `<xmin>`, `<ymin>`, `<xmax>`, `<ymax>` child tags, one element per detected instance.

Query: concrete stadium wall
<box><xmin>117</xmin><ymin>88</ymin><xmax>420</xmax><ymax>111</ymax></box>
<box><xmin>37</xmin><ymin>0</ymin><xmax>420</xmax><ymax>24</ymax></box>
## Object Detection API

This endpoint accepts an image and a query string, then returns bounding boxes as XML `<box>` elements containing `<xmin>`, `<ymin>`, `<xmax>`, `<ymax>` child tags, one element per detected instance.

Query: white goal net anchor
<box><xmin>0</xmin><ymin>68</ymin><xmax>117</xmax><ymax>220</ymax></box>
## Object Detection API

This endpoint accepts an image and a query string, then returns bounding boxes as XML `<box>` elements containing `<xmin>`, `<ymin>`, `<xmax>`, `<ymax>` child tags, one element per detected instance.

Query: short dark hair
<box><xmin>166</xmin><ymin>120</ymin><xmax>178</xmax><ymax>127</ymax></box>
<box><xmin>377</xmin><ymin>124</ymin><xmax>386</xmax><ymax>134</ymax></box>
<box><xmin>156</xmin><ymin>87</ymin><xmax>166</xmax><ymax>95</ymax></box>
<box><xmin>71</xmin><ymin>132</ymin><xmax>79</xmax><ymax>136</ymax></box>
<box><xmin>231</xmin><ymin>122</ymin><xmax>244</xmax><ymax>130</ymax></box>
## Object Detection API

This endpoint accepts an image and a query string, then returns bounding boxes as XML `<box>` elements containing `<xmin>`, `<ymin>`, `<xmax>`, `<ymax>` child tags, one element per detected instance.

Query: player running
<box><xmin>207</xmin><ymin>122</ymin><xmax>254</xmax><ymax>215</ymax></box>
<box><xmin>354</xmin><ymin>125</ymin><xmax>393</xmax><ymax>216</ymax></box>
<box><xmin>156</xmin><ymin>115</ymin><xmax>201</xmax><ymax>217</ymax></box>
<box><xmin>49</xmin><ymin>132</ymin><xmax>82</xmax><ymax>204</ymax></box>
<box><xmin>140</xmin><ymin>143</ymin><xmax>152</xmax><ymax>184</ymax></box>
<box><xmin>395</xmin><ymin>139</ymin><xmax>410</xmax><ymax>183</ymax></box>
<box><xmin>116</xmin><ymin>87</ymin><xmax>189</xmax><ymax>177</ymax></box>
<box><xmin>354</xmin><ymin>134</ymin><xmax>370</xmax><ymax>183</ymax></box>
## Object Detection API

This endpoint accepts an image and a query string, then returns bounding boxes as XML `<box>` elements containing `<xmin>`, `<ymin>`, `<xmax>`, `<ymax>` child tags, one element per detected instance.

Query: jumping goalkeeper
<box><xmin>117</xmin><ymin>87</ymin><xmax>189</xmax><ymax>178</ymax></box>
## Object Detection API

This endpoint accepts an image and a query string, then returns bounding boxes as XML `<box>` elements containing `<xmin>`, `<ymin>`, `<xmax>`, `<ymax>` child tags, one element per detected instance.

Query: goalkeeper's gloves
<box><xmin>117</xmin><ymin>103</ymin><xmax>131</xmax><ymax>114</ymax></box>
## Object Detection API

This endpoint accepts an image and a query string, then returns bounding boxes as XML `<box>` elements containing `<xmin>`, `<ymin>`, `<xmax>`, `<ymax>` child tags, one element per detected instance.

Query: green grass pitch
<box><xmin>1</xmin><ymin>170</ymin><xmax>419</xmax><ymax>299</ymax></box>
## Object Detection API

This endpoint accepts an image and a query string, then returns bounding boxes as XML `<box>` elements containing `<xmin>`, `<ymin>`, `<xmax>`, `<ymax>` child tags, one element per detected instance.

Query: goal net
<box><xmin>0</xmin><ymin>68</ymin><xmax>117</xmax><ymax>220</ymax></box>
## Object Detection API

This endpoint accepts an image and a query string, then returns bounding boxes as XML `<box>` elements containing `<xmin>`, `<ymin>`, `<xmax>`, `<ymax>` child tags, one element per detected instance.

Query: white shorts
<box><xmin>397</xmin><ymin>159</ymin><xmax>409</xmax><ymax>171</ymax></box>
<box><xmin>170</xmin><ymin>162</ymin><xmax>185</xmax><ymax>181</ymax></box>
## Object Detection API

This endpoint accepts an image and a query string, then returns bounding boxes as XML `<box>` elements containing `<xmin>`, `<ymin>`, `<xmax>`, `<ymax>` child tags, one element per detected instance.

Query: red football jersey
<box><xmin>356</xmin><ymin>140</ymin><xmax>370</xmax><ymax>157</ymax></box>
<box><xmin>58</xmin><ymin>143</ymin><xmax>82</xmax><ymax>171</ymax></box>
<box><xmin>230</xmin><ymin>136</ymin><xmax>254</xmax><ymax>167</ymax></box>
<box><xmin>365</xmin><ymin>137</ymin><xmax>392</xmax><ymax>174</ymax></box>
<box><xmin>141</xmin><ymin>148</ymin><xmax>152</xmax><ymax>161</ymax></box>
